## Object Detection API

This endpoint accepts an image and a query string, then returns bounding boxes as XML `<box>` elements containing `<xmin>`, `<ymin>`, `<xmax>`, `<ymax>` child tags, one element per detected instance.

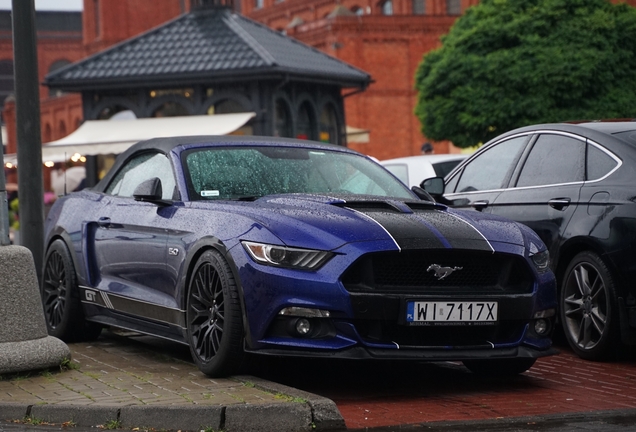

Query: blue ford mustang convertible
<box><xmin>43</xmin><ymin>136</ymin><xmax>557</xmax><ymax>377</ymax></box>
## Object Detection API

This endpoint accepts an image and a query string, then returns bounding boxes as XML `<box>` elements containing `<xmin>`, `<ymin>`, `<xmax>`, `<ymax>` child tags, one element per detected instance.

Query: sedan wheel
<box><xmin>42</xmin><ymin>239</ymin><xmax>102</xmax><ymax>342</ymax></box>
<box><xmin>561</xmin><ymin>251</ymin><xmax>618</xmax><ymax>360</ymax></box>
<box><xmin>187</xmin><ymin>249</ymin><xmax>244</xmax><ymax>377</ymax></box>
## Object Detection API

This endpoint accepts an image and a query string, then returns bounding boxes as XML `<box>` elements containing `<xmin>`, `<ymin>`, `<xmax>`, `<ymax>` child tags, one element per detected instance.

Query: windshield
<box><xmin>184</xmin><ymin>146</ymin><xmax>413</xmax><ymax>200</ymax></box>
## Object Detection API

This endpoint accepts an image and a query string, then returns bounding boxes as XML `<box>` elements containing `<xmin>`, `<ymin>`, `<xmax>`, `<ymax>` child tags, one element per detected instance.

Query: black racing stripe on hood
<box><xmin>351</xmin><ymin>207</ymin><xmax>493</xmax><ymax>252</ymax></box>
<box><xmin>352</xmin><ymin>209</ymin><xmax>447</xmax><ymax>250</ymax></box>
<box><xmin>412</xmin><ymin>209</ymin><xmax>493</xmax><ymax>252</ymax></box>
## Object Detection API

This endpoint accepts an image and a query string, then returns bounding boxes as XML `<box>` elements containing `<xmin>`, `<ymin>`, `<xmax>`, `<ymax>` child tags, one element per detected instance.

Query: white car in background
<box><xmin>381</xmin><ymin>154</ymin><xmax>468</xmax><ymax>188</ymax></box>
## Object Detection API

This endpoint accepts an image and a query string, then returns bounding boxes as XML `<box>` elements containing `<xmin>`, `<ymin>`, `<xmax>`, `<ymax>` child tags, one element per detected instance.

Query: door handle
<box><xmin>548</xmin><ymin>198</ymin><xmax>571</xmax><ymax>211</ymax></box>
<box><xmin>472</xmin><ymin>200</ymin><xmax>489</xmax><ymax>211</ymax></box>
<box><xmin>97</xmin><ymin>217</ymin><xmax>111</xmax><ymax>227</ymax></box>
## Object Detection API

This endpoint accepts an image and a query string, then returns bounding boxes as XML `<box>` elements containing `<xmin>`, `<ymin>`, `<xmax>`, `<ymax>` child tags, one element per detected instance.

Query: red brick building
<box><xmin>243</xmin><ymin>0</ymin><xmax>482</xmax><ymax>158</ymax></box>
<box><xmin>4</xmin><ymin>0</ymin><xmax>636</xmax><ymax>174</ymax></box>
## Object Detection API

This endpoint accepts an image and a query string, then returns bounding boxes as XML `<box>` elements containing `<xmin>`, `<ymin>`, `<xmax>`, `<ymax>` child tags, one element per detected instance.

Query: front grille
<box><xmin>341</xmin><ymin>250</ymin><xmax>534</xmax><ymax>294</ymax></box>
<box><xmin>354</xmin><ymin>319</ymin><xmax>526</xmax><ymax>347</ymax></box>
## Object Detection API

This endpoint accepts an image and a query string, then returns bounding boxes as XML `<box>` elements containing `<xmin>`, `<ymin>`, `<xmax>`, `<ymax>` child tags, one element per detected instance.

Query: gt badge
<box><xmin>427</xmin><ymin>264</ymin><xmax>463</xmax><ymax>280</ymax></box>
<box><xmin>85</xmin><ymin>290</ymin><xmax>97</xmax><ymax>302</ymax></box>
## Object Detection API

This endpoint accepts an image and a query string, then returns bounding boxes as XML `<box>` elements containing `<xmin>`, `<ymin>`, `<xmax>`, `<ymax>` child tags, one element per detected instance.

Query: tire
<box><xmin>186</xmin><ymin>249</ymin><xmax>245</xmax><ymax>377</ymax></box>
<box><xmin>560</xmin><ymin>251</ymin><xmax>619</xmax><ymax>361</ymax></box>
<box><xmin>463</xmin><ymin>358</ymin><xmax>536</xmax><ymax>376</ymax></box>
<box><xmin>41</xmin><ymin>239</ymin><xmax>102</xmax><ymax>342</ymax></box>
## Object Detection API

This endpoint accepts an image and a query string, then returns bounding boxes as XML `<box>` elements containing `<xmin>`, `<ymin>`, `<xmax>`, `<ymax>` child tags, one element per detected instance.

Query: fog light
<box><xmin>296</xmin><ymin>318</ymin><xmax>311</xmax><ymax>335</ymax></box>
<box><xmin>534</xmin><ymin>319</ymin><xmax>549</xmax><ymax>335</ymax></box>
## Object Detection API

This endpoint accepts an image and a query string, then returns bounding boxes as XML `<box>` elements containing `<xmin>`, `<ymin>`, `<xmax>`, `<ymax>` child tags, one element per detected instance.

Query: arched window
<box><xmin>152</xmin><ymin>101</ymin><xmax>189</xmax><ymax>117</ymax></box>
<box><xmin>43</xmin><ymin>123</ymin><xmax>52</xmax><ymax>143</ymax></box>
<box><xmin>381</xmin><ymin>0</ymin><xmax>393</xmax><ymax>15</ymax></box>
<box><xmin>207</xmin><ymin>99</ymin><xmax>245</xmax><ymax>115</ymax></box>
<box><xmin>274</xmin><ymin>99</ymin><xmax>292</xmax><ymax>138</ymax></box>
<box><xmin>447</xmin><ymin>0</ymin><xmax>461</xmax><ymax>15</ymax></box>
<box><xmin>296</xmin><ymin>101</ymin><xmax>316</xmax><ymax>140</ymax></box>
<box><xmin>97</xmin><ymin>105</ymin><xmax>131</xmax><ymax>120</ymax></box>
<box><xmin>412</xmin><ymin>0</ymin><xmax>425</xmax><ymax>15</ymax></box>
<box><xmin>0</xmin><ymin>60</ymin><xmax>14</xmax><ymax>109</ymax></box>
<box><xmin>351</xmin><ymin>6</ymin><xmax>364</xmax><ymax>15</ymax></box>
<box><xmin>48</xmin><ymin>59</ymin><xmax>72</xmax><ymax>97</ymax></box>
<box><xmin>319</xmin><ymin>104</ymin><xmax>339</xmax><ymax>145</ymax></box>
<box><xmin>58</xmin><ymin>120</ymin><xmax>67</xmax><ymax>139</ymax></box>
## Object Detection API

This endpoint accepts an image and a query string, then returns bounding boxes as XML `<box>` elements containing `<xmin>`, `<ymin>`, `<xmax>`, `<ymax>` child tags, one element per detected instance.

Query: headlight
<box><xmin>531</xmin><ymin>250</ymin><xmax>550</xmax><ymax>272</ymax></box>
<box><xmin>242</xmin><ymin>241</ymin><xmax>333</xmax><ymax>270</ymax></box>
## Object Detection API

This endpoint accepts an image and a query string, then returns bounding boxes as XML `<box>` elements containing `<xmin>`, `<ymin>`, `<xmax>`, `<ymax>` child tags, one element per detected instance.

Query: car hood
<box><xmin>195</xmin><ymin>194</ymin><xmax>534</xmax><ymax>252</ymax></box>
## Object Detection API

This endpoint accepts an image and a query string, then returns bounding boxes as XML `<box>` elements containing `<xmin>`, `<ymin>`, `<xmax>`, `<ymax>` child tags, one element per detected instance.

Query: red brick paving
<box><xmin>323</xmin><ymin>350</ymin><xmax>636</xmax><ymax>429</ymax></box>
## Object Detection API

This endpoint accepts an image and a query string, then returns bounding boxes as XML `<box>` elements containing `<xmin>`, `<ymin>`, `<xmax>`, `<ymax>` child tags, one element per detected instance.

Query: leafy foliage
<box><xmin>414</xmin><ymin>0</ymin><xmax>636</xmax><ymax>148</ymax></box>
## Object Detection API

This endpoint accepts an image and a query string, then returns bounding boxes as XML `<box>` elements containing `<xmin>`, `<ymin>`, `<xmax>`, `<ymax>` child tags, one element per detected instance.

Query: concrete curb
<box><xmin>394</xmin><ymin>408</ymin><xmax>636</xmax><ymax>431</ymax></box>
<box><xmin>233</xmin><ymin>375</ymin><xmax>346</xmax><ymax>431</ymax></box>
<box><xmin>0</xmin><ymin>374</ymin><xmax>345</xmax><ymax>432</ymax></box>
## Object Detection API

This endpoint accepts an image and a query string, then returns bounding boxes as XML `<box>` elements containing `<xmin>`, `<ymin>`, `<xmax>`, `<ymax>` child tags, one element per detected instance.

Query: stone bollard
<box><xmin>0</xmin><ymin>245</ymin><xmax>70</xmax><ymax>374</ymax></box>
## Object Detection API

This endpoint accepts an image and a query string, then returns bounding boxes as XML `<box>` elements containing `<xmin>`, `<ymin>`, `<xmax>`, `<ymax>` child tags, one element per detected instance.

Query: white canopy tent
<box><xmin>4</xmin><ymin>112</ymin><xmax>256</xmax><ymax>165</ymax></box>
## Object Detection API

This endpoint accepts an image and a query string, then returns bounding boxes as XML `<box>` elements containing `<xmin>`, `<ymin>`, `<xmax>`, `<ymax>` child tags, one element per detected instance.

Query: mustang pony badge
<box><xmin>427</xmin><ymin>264</ymin><xmax>463</xmax><ymax>280</ymax></box>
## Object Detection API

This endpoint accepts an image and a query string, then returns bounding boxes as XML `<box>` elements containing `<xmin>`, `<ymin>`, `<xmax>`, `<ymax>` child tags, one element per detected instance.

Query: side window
<box><xmin>454</xmin><ymin>136</ymin><xmax>526</xmax><ymax>193</ymax></box>
<box><xmin>105</xmin><ymin>152</ymin><xmax>176</xmax><ymax>200</ymax></box>
<box><xmin>516</xmin><ymin>134</ymin><xmax>584</xmax><ymax>187</ymax></box>
<box><xmin>587</xmin><ymin>143</ymin><xmax>618</xmax><ymax>181</ymax></box>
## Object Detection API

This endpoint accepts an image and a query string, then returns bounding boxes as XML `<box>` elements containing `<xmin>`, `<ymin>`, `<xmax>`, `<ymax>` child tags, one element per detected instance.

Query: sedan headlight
<box><xmin>530</xmin><ymin>250</ymin><xmax>550</xmax><ymax>272</ymax></box>
<box><xmin>242</xmin><ymin>241</ymin><xmax>333</xmax><ymax>270</ymax></box>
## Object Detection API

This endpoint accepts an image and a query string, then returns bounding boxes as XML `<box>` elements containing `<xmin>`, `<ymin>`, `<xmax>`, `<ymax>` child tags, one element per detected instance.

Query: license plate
<box><xmin>406</xmin><ymin>301</ymin><xmax>497</xmax><ymax>325</ymax></box>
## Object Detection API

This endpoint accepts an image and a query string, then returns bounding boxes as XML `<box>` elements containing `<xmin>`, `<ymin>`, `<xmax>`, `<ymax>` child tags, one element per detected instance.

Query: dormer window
<box><xmin>412</xmin><ymin>0</ymin><xmax>425</xmax><ymax>15</ymax></box>
<box><xmin>381</xmin><ymin>0</ymin><xmax>393</xmax><ymax>16</ymax></box>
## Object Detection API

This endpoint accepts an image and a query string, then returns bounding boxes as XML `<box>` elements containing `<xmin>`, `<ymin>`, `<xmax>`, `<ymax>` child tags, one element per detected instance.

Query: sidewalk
<box><xmin>0</xmin><ymin>330</ymin><xmax>344</xmax><ymax>432</ymax></box>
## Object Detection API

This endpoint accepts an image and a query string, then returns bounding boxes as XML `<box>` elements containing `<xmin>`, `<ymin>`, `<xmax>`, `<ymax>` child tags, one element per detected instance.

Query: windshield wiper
<box><xmin>234</xmin><ymin>195</ymin><xmax>260</xmax><ymax>201</ymax></box>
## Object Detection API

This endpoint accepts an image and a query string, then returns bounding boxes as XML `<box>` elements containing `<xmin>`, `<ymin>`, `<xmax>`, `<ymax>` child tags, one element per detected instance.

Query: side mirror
<box><xmin>420</xmin><ymin>177</ymin><xmax>445</xmax><ymax>196</ymax></box>
<box><xmin>133</xmin><ymin>178</ymin><xmax>169</xmax><ymax>206</ymax></box>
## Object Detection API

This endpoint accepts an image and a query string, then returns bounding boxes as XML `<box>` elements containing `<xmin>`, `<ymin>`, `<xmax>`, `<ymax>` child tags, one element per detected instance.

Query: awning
<box><xmin>4</xmin><ymin>112</ymin><xmax>256</xmax><ymax>165</ymax></box>
<box><xmin>346</xmin><ymin>125</ymin><xmax>370</xmax><ymax>143</ymax></box>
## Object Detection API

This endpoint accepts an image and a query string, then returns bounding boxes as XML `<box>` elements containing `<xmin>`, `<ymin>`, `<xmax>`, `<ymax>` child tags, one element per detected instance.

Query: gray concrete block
<box><xmin>120</xmin><ymin>405</ymin><xmax>223</xmax><ymax>431</ymax></box>
<box><xmin>0</xmin><ymin>403</ymin><xmax>30</xmax><ymax>421</ymax></box>
<box><xmin>307</xmin><ymin>398</ymin><xmax>346</xmax><ymax>431</ymax></box>
<box><xmin>234</xmin><ymin>375</ymin><xmax>345</xmax><ymax>431</ymax></box>
<box><xmin>30</xmin><ymin>404</ymin><xmax>119</xmax><ymax>427</ymax></box>
<box><xmin>0</xmin><ymin>336</ymin><xmax>70</xmax><ymax>374</ymax></box>
<box><xmin>0</xmin><ymin>246</ymin><xmax>47</xmax><ymax>343</ymax></box>
<box><xmin>0</xmin><ymin>245</ymin><xmax>70</xmax><ymax>374</ymax></box>
<box><xmin>224</xmin><ymin>403</ymin><xmax>312</xmax><ymax>432</ymax></box>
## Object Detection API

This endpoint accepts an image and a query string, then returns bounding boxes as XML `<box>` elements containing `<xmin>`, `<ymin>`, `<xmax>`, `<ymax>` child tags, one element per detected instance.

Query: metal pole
<box><xmin>0</xmin><ymin>127</ymin><xmax>10</xmax><ymax>246</ymax></box>
<box><xmin>12</xmin><ymin>0</ymin><xmax>44</xmax><ymax>283</ymax></box>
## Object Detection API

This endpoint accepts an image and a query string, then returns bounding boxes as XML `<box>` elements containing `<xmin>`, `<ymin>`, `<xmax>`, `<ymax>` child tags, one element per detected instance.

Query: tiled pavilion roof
<box><xmin>45</xmin><ymin>7</ymin><xmax>371</xmax><ymax>91</ymax></box>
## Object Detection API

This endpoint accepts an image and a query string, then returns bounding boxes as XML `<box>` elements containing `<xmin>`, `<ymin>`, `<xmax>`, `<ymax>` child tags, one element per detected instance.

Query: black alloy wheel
<box><xmin>42</xmin><ymin>239</ymin><xmax>102</xmax><ymax>342</ymax></box>
<box><xmin>561</xmin><ymin>251</ymin><xmax>618</xmax><ymax>360</ymax></box>
<box><xmin>187</xmin><ymin>249</ymin><xmax>244</xmax><ymax>377</ymax></box>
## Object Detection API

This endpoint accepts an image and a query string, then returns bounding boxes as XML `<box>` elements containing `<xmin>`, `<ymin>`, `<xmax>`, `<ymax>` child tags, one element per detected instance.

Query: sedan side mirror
<box><xmin>420</xmin><ymin>177</ymin><xmax>445</xmax><ymax>196</ymax></box>
<box><xmin>133</xmin><ymin>178</ymin><xmax>170</xmax><ymax>206</ymax></box>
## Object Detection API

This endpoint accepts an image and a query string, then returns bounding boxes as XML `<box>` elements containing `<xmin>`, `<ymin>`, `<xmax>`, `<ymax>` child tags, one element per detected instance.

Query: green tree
<box><xmin>414</xmin><ymin>0</ymin><xmax>636</xmax><ymax>148</ymax></box>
